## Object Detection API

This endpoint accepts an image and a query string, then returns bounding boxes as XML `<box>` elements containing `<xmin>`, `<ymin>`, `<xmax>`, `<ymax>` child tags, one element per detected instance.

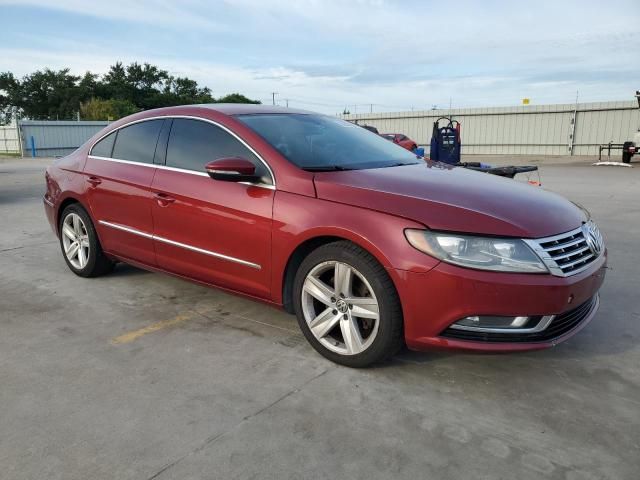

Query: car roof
<box><xmin>191</xmin><ymin>103</ymin><xmax>314</xmax><ymax>115</ymax></box>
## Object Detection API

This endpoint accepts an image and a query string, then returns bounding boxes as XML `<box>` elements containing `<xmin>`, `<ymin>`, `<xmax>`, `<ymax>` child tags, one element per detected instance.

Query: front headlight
<box><xmin>405</xmin><ymin>229</ymin><xmax>548</xmax><ymax>273</ymax></box>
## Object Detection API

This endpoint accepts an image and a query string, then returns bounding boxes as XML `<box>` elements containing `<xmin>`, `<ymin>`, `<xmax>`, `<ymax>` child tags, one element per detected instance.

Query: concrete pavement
<box><xmin>1</xmin><ymin>157</ymin><xmax>638</xmax><ymax>479</ymax></box>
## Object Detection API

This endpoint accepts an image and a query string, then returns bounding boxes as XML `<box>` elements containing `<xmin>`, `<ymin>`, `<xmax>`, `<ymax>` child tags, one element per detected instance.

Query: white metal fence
<box><xmin>344</xmin><ymin>101</ymin><xmax>640</xmax><ymax>156</ymax></box>
<box><xmin>0</xmin><ymin>121</ymin><xmax>21</xmax><ymax>154</ymax></box>
<box><xmin>3</xmin><ymin>101</ymin><xmax>639</xmax><ymax>158</ymax></box>
<box><xmin>18</xmin><ymin>120</ymin><xmax>109</xmax><ymax>157</ymax></box>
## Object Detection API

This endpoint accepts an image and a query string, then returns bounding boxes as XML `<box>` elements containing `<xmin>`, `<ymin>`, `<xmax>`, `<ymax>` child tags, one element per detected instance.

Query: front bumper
<box><xmin>392</xmin><ymin>251</ymin><xmax>607</xmax><ymax>352</ymax></box>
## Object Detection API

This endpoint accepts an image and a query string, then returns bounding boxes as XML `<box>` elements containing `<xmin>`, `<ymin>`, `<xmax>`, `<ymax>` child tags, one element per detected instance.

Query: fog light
<box><xmin>452</xmin><ymin>315</ymin><xmax>534</xmax><ymax>330</ymax></box>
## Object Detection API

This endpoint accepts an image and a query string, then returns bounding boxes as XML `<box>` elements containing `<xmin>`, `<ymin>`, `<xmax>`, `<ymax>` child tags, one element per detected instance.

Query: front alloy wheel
<box><xmin>293</xmin><ymin>241</ymin><xmax>404</xmax><ymax>367</ymax></box>
<box><xmin>301</xmin><ymin>261</ymin><xmax>380</xmax><ymax>356</ymax></box>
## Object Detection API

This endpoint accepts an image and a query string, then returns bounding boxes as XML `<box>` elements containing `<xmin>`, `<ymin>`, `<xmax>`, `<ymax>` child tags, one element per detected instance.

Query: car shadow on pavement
<box><xmin>110</xmin><ymin>263</ymin><xmax>154</xmax><ymax>278</ymax></box>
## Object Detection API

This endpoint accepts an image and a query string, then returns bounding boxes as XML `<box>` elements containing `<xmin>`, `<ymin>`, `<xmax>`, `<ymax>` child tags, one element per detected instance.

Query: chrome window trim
<box><xmin>88</xmin><ymin>155</ymin><xmax>157</xmax><ymax>170</ymax></box>
<box><xmin>154</xmin><ymin>163</ymin><xmax>209</xmax><ymax>177</ymax></box>
<box><xmin>86</xmin><ymin>155</ymin><xmax>275</xmax><ymax>190</ymax></box>
<box><xmin>449</xmin><ymin>315</ymin><xmax>555</xmax><ymax>333</ymax></box>
<box><xmin>98</xmin><ymin>220</ymin><xmax>261</xmax><ymax>270</ymax></box>
<box><xmin>88</xmin><ymin>114</ymin><xmax>276</xmax><ymax>188</ymax></box>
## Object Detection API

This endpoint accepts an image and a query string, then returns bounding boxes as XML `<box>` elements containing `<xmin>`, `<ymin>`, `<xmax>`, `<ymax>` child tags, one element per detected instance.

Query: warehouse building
<box><xmin>344</xmin><ymin>100</ymin><xmax>640</xmax><ymax>156</ymax></box>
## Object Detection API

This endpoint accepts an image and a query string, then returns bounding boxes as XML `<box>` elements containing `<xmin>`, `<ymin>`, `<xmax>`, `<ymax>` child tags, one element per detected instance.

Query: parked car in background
<box><xmin>44</xmin><ymin>104</ymin><xmax>606</xmax><ymax>367</ymax></box>
<box><xmin>360</xmin><ymin>124</ymin><xmax>379</xmax><ymax>134</ymax></box>
<box><xmin>381</xmin><ymin>133</ymin><xmax>418</xmax><ymax>152</ymax></box>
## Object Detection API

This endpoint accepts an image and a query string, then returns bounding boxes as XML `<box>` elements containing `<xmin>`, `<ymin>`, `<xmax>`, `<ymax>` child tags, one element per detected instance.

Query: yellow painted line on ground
<box><xmin>111</xmin><ymin>312</ymin><xmax>195</xmax><ymax>345</ymax></box>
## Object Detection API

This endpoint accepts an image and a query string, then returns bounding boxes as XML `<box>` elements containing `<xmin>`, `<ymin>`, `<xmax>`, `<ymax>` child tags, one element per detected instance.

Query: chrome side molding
<box><xmin>98</xmin><ymin>220</ymin><xmax>261</xmax><ymax>270</ymax></box>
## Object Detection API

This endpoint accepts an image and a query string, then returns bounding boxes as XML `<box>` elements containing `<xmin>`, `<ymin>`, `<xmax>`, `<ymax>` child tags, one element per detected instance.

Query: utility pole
<box><xmin>370</xmin><ymin>104</ymin><xmax>373</xmax><ymax>113</ymax></box>
<box><xmin>271</xmin><ymin>92</ymin><xmax>278</xmax><ymax>106</ymax></box>
<box><xmin>285</xmin><ymin>98</ymin><xmax>289</xmax><ymax>108</ymax></box>
<box><xmin>568</xmin><ymin>90</ymin><xmax>579</xmax><ymax>156</ymax></box>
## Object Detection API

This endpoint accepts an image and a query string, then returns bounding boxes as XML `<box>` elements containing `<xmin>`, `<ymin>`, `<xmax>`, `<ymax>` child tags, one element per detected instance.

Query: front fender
<box><xmin>270</xmin><ymin>191</ymin><xmax>440</xmax><ymax>305</ymax></box>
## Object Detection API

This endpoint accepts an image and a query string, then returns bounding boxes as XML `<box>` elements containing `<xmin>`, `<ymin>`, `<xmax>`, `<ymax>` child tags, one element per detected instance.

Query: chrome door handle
<box><xmin>154</xmin><ymin>192</ymin><xmax>175</xmax><ymax>206</ymax></box>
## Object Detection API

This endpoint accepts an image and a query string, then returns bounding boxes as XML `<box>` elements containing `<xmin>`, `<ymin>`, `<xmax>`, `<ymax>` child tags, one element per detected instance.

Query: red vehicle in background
<box><xmin>381</xmin><ymin>133</ymin><xmax>418</xmax><ymax>152</ymax></box>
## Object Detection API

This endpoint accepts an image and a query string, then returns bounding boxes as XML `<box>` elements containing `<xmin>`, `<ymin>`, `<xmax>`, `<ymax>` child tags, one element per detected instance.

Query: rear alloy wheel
<box><xmin>59</xmin><ymin>204</ymin><xmax>114</xmax><ymax>277</ymax></box>
<box><xmin>293</xmin><ymin>241</ymin><xmax>403</xmax><ymax>367</ymax></box>
<box><xmin>61</xmin><ymin>213</ymin><xmax>90</xmax><ymax>270</ymax></box>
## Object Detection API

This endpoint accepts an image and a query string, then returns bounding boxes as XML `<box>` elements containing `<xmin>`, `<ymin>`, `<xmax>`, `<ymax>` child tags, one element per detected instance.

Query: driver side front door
<box><xmin>150</xmin><ymin>118</ymin><xmax>275</xmax><ymax>299</ymax></box>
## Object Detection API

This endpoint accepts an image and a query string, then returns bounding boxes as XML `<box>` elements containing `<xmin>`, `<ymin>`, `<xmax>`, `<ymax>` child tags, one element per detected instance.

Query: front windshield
<box><xmin>236</xmin><ymin>113</ymin><xmax>421</xmax><ymax>171</ymax></box>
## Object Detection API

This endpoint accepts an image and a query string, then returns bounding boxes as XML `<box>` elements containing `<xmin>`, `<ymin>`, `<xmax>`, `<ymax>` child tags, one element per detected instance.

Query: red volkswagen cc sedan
<box><xmin>43</xmin><ymin>104</ymin><xmax>606</xmax><ymax>367</ymax></box>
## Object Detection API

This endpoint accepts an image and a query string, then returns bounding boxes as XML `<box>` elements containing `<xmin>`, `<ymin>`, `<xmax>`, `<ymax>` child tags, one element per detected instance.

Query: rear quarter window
<box><xmin>111</xmin><ymin>120</ymin><xmax>164</xmax><ymax>164</ymax></box>
<box><xmin>90</xmin><ymin>131</ymin><xmax>116</xmax><ymax>157</ymax></box>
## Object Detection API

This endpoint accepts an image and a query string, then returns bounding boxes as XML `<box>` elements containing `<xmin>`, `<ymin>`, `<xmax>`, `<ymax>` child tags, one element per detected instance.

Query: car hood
<box><xmin>313</xmin><ymin>162</ymin><xmax>586</xmax><ymax>238</ymax></box>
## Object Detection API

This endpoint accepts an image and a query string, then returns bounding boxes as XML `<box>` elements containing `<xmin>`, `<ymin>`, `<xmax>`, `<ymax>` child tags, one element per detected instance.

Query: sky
<box><xmin>1</xmin><ymin>0</ymin><xmax>639</xmax><ymax>115</ymax></box>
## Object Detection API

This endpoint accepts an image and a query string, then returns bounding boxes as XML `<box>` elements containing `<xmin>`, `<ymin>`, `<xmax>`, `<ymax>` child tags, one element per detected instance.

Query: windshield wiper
<box><xmin>301</xmin><ymin>165</ymin><xmax>354</xmax><ymax>172</ymax></box>
<box><xmin>379</xmin><ymin>162</ymin><xmax>421</xmax><ymax>168</ymax></box>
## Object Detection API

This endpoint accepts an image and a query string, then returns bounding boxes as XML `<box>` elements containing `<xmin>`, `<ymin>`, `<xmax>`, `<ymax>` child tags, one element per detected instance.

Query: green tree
<box><xmin>216</xmin><ymin>93</ymin><xmax>260</xmax><ymax>104</ymax></box>
<box><xmin>80</xmin><ymin>97</ymin><xmax>139</xmax><ymax>120</ymax></box>
<box><xmin>1</xmin><ymin>68</ymin><xmax>91</xmax><ymax>120</ymax></box>
<box><xmin>0</xmin><ymin>72</ymin><xmax>20</xmax><ymax>123</ymax></box>
<box><xmin>0</xmin><ymin>62</ymin><xmax>261</xmax><ymax>122</ymax></box>
<box><xmin>125</xmin><ymin>62</ymin><xmax>170</xmax><ymax>109</ymax></box>
<box><xmin>102</xmin><ymin>62</ymin><xmax>129</xmax><ymax>101</ymax></box>
<box><xmin>164</xmin><ymin>76</ymin><xmax>214</xmax><ymax>104</ymax></box>
<box><xmin>78</xmin><ymin>72</ymin><xmax>99</xmax><ymax>100</ymax></box>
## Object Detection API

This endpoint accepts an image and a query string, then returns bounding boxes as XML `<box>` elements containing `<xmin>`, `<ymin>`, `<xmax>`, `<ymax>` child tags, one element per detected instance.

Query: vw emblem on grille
<box><xmin>582</xmin><ymin>222</ymin><xmax>603</xmax><ymax>256</ymax></box>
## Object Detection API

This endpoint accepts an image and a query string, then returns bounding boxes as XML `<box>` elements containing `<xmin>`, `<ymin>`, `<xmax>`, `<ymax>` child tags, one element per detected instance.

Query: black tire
<box><xmin>58</xmin><ymin>204</ymin><xmax>114</xmax><ymax>278</ymax></box>
<box><xmin>622</xmin><ymin>151</ymin><xmax>631</xmax><ymax>164</ymax></box>
<box><xmin>293</xmin><ymin>241</ymin><xmax>404</xmax><ymax>367</ymax></box>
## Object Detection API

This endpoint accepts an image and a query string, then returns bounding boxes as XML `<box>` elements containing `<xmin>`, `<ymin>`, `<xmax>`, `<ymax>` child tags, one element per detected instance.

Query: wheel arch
<box><xmin>280</xmin><ymin>231</ymin><xmax>396</xmax><ymax>314</ymax></box>
<box><xmin>56</xmin><ymin>195</ymin><xmax>97</xmax><ymax>235</ymax></box>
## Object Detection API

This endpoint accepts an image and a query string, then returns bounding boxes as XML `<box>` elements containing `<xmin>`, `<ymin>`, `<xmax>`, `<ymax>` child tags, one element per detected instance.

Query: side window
<box><xmin>91</xmin><ymin>131</ymin><xmax>116</xmax><ymax>157</ymax></box>
<box><xmin>112</xmin><ymin>120</ymin><xmax>164</xmax><ymax>164</ymax></box>
<box><xmin>166</xmin><ymin>119</ymin><xmax>272</xmax><ymax>184</ymax></box>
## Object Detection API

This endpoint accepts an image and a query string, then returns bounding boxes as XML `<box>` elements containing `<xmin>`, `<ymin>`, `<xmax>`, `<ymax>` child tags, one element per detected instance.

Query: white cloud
<box><xmin>1</xmin><ymin>0</ymin><xmax>639</xmax><ymax>113</ymax></box>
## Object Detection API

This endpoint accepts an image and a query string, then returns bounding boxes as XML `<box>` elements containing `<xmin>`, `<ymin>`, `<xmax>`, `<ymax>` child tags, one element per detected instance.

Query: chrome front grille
<box><xmin>525</xmin><ymin>221</ymin><xmax>604</xmax><ymax>277</ymax></box>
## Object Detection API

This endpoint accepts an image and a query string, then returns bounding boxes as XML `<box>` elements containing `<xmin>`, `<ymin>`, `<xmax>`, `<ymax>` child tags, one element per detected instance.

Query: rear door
<box><xmin>150</xmin><ymin>118</ymin><xmax>275</xmax><ymax>298</ymax></box>
<box><xmin>85</xmin><ymin>119</ymin><xmax>166</xmax><ymax>265</ymax></box>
